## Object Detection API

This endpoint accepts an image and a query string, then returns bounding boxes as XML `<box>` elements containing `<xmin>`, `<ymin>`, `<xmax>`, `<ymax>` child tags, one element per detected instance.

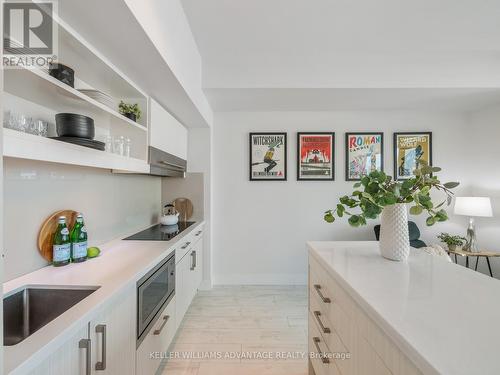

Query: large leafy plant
<box><xmin>324</xmin><ymin>165</ymin><xmax>459</xmax><ymax>227</ymax></box>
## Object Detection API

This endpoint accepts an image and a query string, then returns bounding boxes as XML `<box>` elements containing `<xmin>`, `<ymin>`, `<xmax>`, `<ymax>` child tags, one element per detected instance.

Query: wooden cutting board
<box><xmin>38</xmin><ymin>210</ymin><xmax>78</xmax><ymax>262</ymax></box>
<box><xmin>173</xmin><ymin>198</ymin><xmax>193</xmax><ymax>222</ymax></box>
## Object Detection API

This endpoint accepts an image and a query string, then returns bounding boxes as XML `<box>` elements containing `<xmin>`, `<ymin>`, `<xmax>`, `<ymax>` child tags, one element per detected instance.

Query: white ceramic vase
<box><xmin>379</xmin><ymin>203</ymin><xmax>410</xmax><ymax>261</ymax></box>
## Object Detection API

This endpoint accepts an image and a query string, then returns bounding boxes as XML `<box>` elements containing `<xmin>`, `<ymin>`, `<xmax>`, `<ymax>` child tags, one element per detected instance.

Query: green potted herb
<box><xmin>324</xmin><ymin>165</ymin><xmax>459</xmax><ymax>261</ymax></box>
<box><xmin>437</xmin><ymin>233</ymin><xmax>467</xmax><ymax>251</ymax></box>
<box><xmin>119</xmin><ymin>101</ymin><xmax>142</xmax><ymax>122</ymax></box>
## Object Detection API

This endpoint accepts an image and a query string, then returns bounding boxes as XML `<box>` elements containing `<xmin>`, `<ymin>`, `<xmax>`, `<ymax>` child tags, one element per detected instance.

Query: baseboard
<box><xmin>198</xmin><ymin>279</ymin><xmax>213</xmax><ymax>290</ymax></box>
<box><xmin>213</xmin><ymin>273</ymin><xmax>307</xmax><ymax>286</ymax></box>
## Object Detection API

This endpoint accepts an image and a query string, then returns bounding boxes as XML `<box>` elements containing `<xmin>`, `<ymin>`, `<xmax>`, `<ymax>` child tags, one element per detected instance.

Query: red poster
<box><xmin>297</xmin><ymin>133</ymin><xmax>334</xmax><ymax>180</ymax></box>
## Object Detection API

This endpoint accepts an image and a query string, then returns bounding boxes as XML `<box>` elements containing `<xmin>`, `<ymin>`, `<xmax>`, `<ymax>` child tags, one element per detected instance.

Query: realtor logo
<box><xmin>3</xmin><ymin>1</ymin><xmax>58</xmax><ymax>68</ymax></box>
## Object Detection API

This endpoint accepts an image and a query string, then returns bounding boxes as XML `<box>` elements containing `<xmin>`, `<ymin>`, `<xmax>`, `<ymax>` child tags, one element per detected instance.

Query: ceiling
<box><xmin>204</xmin><ymin>88</ymin><xmax>500</xmax><ymax>112</ymax></box>
<box><xmin>181</xmin><ymin>0</ymin><xmax>500</xmax><ymax>111</ymax></box>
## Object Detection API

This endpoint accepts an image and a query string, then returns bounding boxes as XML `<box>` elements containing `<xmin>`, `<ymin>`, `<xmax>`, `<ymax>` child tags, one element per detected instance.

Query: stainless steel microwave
<box><xmin>137</xmin><ymin>253</ymin><xmax>175</xmax><ymax>346</ymax></box>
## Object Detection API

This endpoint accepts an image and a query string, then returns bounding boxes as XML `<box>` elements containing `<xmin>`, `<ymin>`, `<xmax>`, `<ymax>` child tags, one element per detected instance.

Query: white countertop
<box><xmin>308</xmin><ymin>241</ymin><xmax>500</xmax><ymax>375</ymax></box>
<box><xmin>3</xmin><ymin>221</ymin><xmax>204</xmax><ymax>375</ymax></box>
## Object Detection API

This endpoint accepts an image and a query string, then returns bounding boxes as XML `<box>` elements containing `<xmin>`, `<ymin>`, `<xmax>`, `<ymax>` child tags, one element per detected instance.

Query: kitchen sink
<box><xmin>3</xmin><ymin>286</ymin><xmax>100</xmax><ymax>346</ymax></box>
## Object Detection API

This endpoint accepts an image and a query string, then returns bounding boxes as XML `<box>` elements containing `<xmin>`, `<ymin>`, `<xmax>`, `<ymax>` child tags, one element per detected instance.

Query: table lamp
<box><xmin>454</xmin><ymin>197</ymin><xmax>493</xmax><ymax>252</ymax></box>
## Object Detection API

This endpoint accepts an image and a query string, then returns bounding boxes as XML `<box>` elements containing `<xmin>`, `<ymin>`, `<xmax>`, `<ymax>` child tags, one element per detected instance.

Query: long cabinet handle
<box><xmin>95</xmin><ymin>324</ymin><xmax>107</xmax><ymax>371</ymax></box>
<box><xmin>79</xmin><ymin>338</ymin><xmax>91</xmax><ymax>375</ymax></box>
<box><xmin>181</xmin><ymin>242</ymin><xmax>191</xmax><ymax>249</ymax></box>
<box><xmin>153</xmin><ymin>315</ymin><xmax>170</xmax><ymax>335</ymax></box>
<box><xmin>195</xmin><ymin>231</ymin><xmax>202</xmax><ymax>236</ymax></box>
<box><xmin>313</xmin><ymin>311</ymin><xmax>331</xmax><ymax>333</ymax></box>
<box><xmin>190</xmin><ymin>250</ymin><xmax>196</xmax><ymax>270</ymax></box>
<box><xmin>314</xmin><ymin>284</ymin><xmax>331</xmax><ymax>303</ymax></box>
<box><xmin>313</xmin><ymin>337</ymin><xmax>330</xmax><ymax>364</ymax></box>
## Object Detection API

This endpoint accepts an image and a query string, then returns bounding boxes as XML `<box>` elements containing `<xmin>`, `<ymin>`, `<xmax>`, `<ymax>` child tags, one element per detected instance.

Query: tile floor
<box><xmin>160</xmin><ymin>286</ymin><xmax>308</xmax><ymax>375</ymax></box>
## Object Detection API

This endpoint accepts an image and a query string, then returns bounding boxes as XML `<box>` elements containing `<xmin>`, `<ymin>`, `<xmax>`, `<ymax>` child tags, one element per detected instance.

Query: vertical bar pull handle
<box><xmin>95</xmin><ymin>324</ymin><xmax>107</xmax><ymax>371</ymax></box>
<box><xmin>79</xmin><ymin>338</ymin><xmax>91</xmax><ymax>375</ymax></box>
<box><xmin>190</xmin><ymin>250</ymin><xmax>196</xmax><ymax>270</ymax></box>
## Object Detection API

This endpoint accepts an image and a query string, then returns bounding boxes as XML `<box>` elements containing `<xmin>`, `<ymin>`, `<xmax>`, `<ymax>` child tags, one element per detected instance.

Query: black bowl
<box><xmin>55</xmin><ymin>113</ymin><xmax>95</xmax><ymax>139</ymax></box>
<box><xmin>49</xmin><ymin>63</ymin><xmax>75</xmax><ymax>88</ymax></box>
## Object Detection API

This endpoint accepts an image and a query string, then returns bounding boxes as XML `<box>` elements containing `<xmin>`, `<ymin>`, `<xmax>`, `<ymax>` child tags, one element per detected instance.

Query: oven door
<box><xmin>137</xmin><ymin>254</ymin><xmax>175</xmax><ymax>342</ymax></box>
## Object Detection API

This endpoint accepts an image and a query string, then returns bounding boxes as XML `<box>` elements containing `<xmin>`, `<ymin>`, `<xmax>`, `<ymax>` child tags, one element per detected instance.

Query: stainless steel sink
<box><xmin>3</xmin><ymin>286</ymin><xmax>99</xmax><ymax>346</ymax></box>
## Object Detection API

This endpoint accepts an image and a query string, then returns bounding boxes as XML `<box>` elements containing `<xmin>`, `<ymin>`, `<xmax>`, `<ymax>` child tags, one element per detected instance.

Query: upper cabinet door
<box><xmin>149</xmin><ymin>98</ymin><xmax>188</xmax><ymax>160</ymax></box>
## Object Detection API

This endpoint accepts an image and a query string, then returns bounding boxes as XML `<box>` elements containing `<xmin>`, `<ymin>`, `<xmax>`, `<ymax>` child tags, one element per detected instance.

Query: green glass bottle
<box><xmin>53</xmin><ymin>216</ymin><xmax>71</xmax><ymax>266</ymax></box>
<box><xmin>70</xmin><ymin>213</ymin><xmax>88</xmax><ymax>263</ymax></box>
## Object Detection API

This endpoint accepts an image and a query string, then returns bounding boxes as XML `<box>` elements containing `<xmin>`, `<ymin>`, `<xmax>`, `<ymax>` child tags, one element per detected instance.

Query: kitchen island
<box><xmin>308</xmin><ymin>241</ymin><xmax>500</xmax><ymax>375</ymax></box>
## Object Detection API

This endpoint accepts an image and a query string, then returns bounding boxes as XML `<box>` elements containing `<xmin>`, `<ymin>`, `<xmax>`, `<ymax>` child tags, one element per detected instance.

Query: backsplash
<box><xmin>3</xmin><ymin>158</ymin><xmax>161</xmax><ymax>281</ymax></box>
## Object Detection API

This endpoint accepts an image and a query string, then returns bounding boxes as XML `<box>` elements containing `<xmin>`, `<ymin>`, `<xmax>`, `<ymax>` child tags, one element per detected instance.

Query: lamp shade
<box><xmin>454</xmin><ymin>197</ymin><xmax>493</xmax><ymax>217</ymax></box>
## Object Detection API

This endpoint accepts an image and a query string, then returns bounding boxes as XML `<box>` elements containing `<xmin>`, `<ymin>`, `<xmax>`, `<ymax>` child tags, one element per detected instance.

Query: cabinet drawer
<box><xmin>310</xmin><ymin>297</ymin><xmax>353</xmax><ymax>375</ymax></box>
<box><xmin>355</xmin><ymin>308</ymin><xmax>399</xmax><ymax>374</ymax></box>
<box><xmin>191</xmin><ymin>225</ymin><xmax>204</xmax><ymax>245</ymax></box>
<box><xmin>176</xmin><ymin>237</ymin><xmax>194</xmax><ymax>262</ymax></box>
<box><xmin>357</xmin><ymin>336</ymin><xmax>392</xmax><ymax>375</ymax></box>
<box><xmin>136</xmin><ymin>296</ymin><xmax>176</xmax><ymax>375</ymax></box>
<box><xmin>309</xmin><ymin>312</ymin><xmax>341</xmax><ymax>375</ymax></box>
<box><xmin>309</xmin><ymin>258</ymin><xmax>334</xmax><ymax>317</ymax></box>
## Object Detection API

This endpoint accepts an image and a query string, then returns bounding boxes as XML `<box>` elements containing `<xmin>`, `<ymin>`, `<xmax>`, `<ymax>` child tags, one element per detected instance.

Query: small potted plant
<box><xmin>437</xmin><ymin>233</ymin><xmax>467</xmax><ymax>251</ymax></box>
<box><xmin>119</xmin><ymin>101</ymin><xmax>142</xmax><ymax>122</ymax></box>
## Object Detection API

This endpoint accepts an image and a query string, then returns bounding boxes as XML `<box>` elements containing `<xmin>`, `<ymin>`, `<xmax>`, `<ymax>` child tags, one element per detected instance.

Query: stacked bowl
<box><xmin>51</xmin><ymin>113</ymin><xmax>105</xmax><ymax>151</ymax></box>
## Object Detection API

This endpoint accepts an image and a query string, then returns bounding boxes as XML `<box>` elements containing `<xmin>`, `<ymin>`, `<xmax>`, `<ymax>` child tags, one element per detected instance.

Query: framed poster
<box><xmin>297</xmin><ymin>132</ymin><xmax>335</xmax><ymax>181</ymax></box>
<box><xmin>249</xmin><ymin>132</ymin><xmax>287</xmax><ymax>181</ymax></box>
<box><xmin>393</xmin><ymin>132</ymin><xmax>432</xmax><ymax>180</ymax></box>
<box><xmin>345</xmin><ymin>132</ymin><xmax>384</xmax><ymax>181</ymax></box>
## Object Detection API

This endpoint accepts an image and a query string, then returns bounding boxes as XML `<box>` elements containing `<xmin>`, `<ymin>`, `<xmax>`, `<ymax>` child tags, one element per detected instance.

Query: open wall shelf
<box><xmin>3</xmin><ymin>128</ymin><xmax>149</xmax><ymax>173</ymax></box>
<box><xmin>2</xmin><ymin>11</ymin><xmax>151</xmax><ymax>171</ymax></box>
<box><xmin>4</xmin><ymin>68</ymin><xmax>147</xmax><ymax>133</ymax></box>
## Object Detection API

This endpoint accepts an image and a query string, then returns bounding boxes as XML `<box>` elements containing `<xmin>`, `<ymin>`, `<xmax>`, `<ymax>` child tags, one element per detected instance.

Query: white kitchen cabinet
<box><xmin>149</xmin><ymin>98</ymin><xmax>188</xmax><ymax>159</ymax></box>
<box><xmin>190</xmin><ymin>237</ymin><xmax>203</xmax><ymax>298</ymax></box>
<box><xmin>136</xmin><ymin>296</ymin><xmax>176</xmax><ymax>375</ymax></box>
<box><xmin>89</xmin><ymin>285</ymin><xmax>136</xmax><ymax>375</ymax></box>
<box><xmin>26</xmin><ymin>286</ymin><xmax>136</xmax><ymax>375</ymax></box>
<box><xmin>175</xmin><ymin>230</ymin><xmax>204</xmax><ymax>329</ymax></box>
<box><xmin>175</xmin><ymin>250</ymin><xmax>192</xmax><ymax>329</ymax></box>
<box><xmin>27</xmin><ymin>325</ymin><xmax>89</xmax><ymax>375</ymax></box>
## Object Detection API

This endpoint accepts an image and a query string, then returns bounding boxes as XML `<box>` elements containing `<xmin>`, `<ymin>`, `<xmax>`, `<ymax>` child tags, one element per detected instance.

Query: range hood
<box><xmin>148</xmin><ymin>146</ymin><xmax>186</xmax><ymax>177</ymax></box>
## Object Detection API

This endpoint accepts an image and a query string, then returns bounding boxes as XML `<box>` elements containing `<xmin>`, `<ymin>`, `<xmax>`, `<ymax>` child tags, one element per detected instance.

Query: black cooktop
<box><xmin>123</xmin><ymin>222</ymin><xmax>196</xmax><ymax>241</ymax></box>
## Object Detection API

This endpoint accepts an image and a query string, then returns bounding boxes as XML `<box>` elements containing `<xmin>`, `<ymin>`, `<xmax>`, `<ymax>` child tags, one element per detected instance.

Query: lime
<box><xmin>87</xmin><ymin>246</ymin><xmax>101</xmax><ymax>258</ymax></box>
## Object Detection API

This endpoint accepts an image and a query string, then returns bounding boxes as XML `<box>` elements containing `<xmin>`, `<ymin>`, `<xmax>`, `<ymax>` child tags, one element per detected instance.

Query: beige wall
<box><xmin>3</xmin><ymin>158</ymin><xmax>161</xmax><ymax>281</ymax></box>
<box><xmin>161</xmin><ymin>173</ymin><xmax>204</xmax><ymax>221</ymax></box>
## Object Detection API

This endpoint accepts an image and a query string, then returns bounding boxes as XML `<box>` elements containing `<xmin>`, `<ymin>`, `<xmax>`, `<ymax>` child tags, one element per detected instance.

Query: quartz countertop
<box><xmin>3</xmin><ymin>221</ymin><xmax>204</xmax><ymax>375</ymax></box>
<box><xmin>308</xmin><ymin>241</ymin><xmax>500</xmax><ymax>375</ymax></box>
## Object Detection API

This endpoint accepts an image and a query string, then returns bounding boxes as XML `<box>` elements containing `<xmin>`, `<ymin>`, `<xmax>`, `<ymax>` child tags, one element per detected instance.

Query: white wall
<box><xmin>187</xmin><ymin>128</ymin><xmax>213</xmax><ymax>288</ymax></box>
<box><xmin>124</xmin><ymin>0</ymin><xmax>213</xmax><ymax>126</ymax></box>
<box><xmin>213</xmin><ymin>111</ymin><xmax>471</xmax><ymax>285</ymax></box>
<box><xmin>3</xmin><ymin>159</ymin><xmax>161</xmax><ymax>281</ymax></box>
<box><xmin>464</xmin><ymin>106</ymin><xmax>500</xmax><ymax>275</ymax></box>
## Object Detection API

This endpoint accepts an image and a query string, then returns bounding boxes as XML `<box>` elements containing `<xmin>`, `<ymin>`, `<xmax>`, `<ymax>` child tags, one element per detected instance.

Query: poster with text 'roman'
<box><xmin>297</xmin><ymin>133</ymin><xmax>334</xmax><ymax>180</ymax></box>
<box><xmin>249</xmin><ymin>133</ymin><xmax>287</xmax><ymax>180</ymax></box>
<box><xmin>346</xmin><ymin>133</ymin><xmax>384</xmax><ymax>181</ymax></box>
<box><xmin>394</xmin><ymin>132</ymin><xmax>432</xmax><ymax>180</ymax></box>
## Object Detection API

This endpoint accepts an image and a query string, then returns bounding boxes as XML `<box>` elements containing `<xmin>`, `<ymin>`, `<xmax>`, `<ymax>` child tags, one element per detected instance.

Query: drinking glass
<box><xmin>17</xmin><ymin>115</ymin><xmax>29</xmax><ymax>133</ymax></box>
<box><xmin>27</xmin><ymin>118</ymin><xmax>38</xmax><ymax>135</ymax></box>
<box><xmin>35</xmin><ymin>120</ymin><xmax>48</xmax><ymax>137</ymax></box>
<box><xmin>3</xmin><ymin>110</ymin><xmax>12</xmax><ymax>129</ymax></box>
<box><xmin>124</xmin><ymin>138</ymin><xmax>132</xmax><ymax>157</ymax></box>
<box><xmin>105</xmin><ymin>135</ymin><xmax>113</xmax><ymax>153</ymax></box>
<box><xmin>113</xmin><ymin>136</ymin><xmax>125</xmax><ymax>156</ymax></box>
